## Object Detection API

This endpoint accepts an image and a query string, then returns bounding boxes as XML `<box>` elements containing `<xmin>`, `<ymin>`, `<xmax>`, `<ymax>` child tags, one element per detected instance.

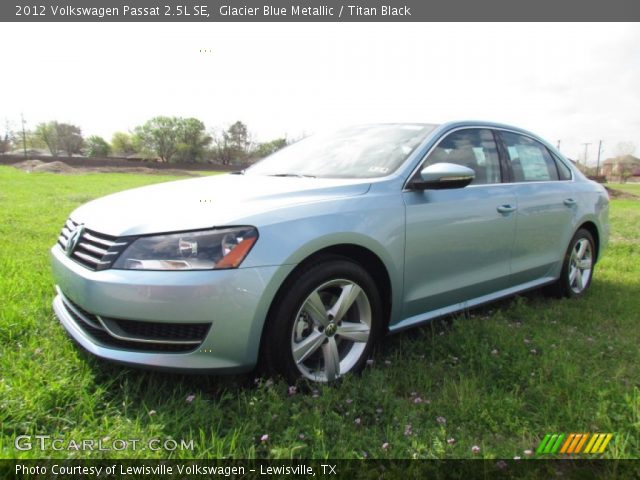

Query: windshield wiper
<box><xmin>269</xmin><ymin>173</ymin><xmax>316</xmax><ymax>178</ymax></box>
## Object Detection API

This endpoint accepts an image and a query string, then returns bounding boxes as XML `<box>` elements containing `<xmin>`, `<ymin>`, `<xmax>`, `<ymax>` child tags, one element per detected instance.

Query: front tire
<box><xmin>264</xmin><ymin>257</ymin><xmax>382</xmax><ymax>384</ymax></box>
<box><xmin>550</xmin><ymin>228</ymin><xmax>596</xmax><ymax>298</ymax></box>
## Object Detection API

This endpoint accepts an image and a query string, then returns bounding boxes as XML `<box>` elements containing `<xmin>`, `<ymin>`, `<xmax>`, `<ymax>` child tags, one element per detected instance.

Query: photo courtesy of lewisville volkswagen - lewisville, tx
<box><xmin>51</xmin><ymin>120</ymin><xmax>609</xmax><ymax>384</ymax></box>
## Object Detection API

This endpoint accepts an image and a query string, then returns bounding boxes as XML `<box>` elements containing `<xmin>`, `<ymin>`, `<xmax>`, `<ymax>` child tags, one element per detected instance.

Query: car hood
<box><xmin>70</xmin><ymin>173</ymin><xmax>372</xmax><ymax>236</ymax></box>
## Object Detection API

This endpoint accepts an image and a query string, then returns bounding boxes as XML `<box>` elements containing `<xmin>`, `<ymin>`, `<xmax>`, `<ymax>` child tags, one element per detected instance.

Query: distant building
<box><xmin>601</xmin><ymin>155</ymin><xmax>640</xmax><ymax>182</ymax></box>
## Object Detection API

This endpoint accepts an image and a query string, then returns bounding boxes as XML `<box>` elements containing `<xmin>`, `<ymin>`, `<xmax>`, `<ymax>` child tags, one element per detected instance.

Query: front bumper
<box><xmin>51</xmin><ymin>245</ymin><xmax>292</xmax><ymax>373</ymax></box>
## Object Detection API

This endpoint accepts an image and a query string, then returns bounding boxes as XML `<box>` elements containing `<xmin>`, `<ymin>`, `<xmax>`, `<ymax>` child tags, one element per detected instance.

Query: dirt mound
<box><xmin>32</xmin><ymin>161</ymin><xmax>77</xmax><ymax>173</ymax></box>
<box><xmin>13</xmin><ymin>159</ymin><xmax>46</xmax><ymax>171</ymax></box>
<box><xmin>13</xmin><ymin>159</ymin><xmax>78</xmax><ymax>174</ymax></box>
<box><xmin>11</xmin><ymin>160</ymin><xmax>199</xmax><ymax>177</ymax></box>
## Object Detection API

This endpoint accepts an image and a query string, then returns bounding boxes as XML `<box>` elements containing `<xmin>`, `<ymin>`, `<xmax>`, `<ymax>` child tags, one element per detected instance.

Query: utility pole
<box><xmin>596</xmin><ymin>140</ymin><xmax>603</xmax><ymax>176</ymax></box>
<box><xmin>556</xmin><ymin>139</ymin><xmax>561</xmax><ymax>151</ymax></box>
<box><xmin>581</xmin><ymin>142</ymin><xmax>591</xmax><ymax>167</ymax></box>
<box><xmin>20</xmin><ymin>113</ymin><xmax>27</xmax><ymax>159</ymax></box>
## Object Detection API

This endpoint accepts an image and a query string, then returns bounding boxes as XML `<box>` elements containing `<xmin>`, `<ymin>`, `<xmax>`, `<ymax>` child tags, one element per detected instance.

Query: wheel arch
<box><xmin>257</xmin><ymin>243</ymin><xmax>394</xmax><ymax>367</ymax></box>
<box><xmin>577</xmin><ymin>220</ymin><xmax>600</xmax><ymax>263</ymax></box>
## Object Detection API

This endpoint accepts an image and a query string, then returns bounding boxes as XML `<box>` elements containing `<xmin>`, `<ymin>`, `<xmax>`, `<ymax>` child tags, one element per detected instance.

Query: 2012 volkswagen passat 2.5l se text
<box><xmin>52</xmin><ymin>121</ymin><xmax>609</xmax><ymax>383</ymax></box>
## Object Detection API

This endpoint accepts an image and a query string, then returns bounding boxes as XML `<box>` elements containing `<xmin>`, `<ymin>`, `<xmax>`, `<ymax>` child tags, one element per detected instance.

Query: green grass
<box><xmin>1</xmin><ymin>166</ymin><xmax>638</xmax><ymax>460</ymax></box>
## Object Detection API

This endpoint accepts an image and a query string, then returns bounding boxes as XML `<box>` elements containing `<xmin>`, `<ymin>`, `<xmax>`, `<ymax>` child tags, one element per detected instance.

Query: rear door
<box><xmin>496</xmin><ymin>130</ymin><xmax>576</xmax><ymax>285</ymax></box>
<box><xmin>402</xmin><ymin>128</ymin><xmax>517</xmax><ymax>319</ymax></box>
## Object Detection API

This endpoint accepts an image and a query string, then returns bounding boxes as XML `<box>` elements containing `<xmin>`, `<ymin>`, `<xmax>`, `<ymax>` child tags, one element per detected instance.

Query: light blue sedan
<box><xmin>51</xmin><ymin>121</ymin><xmax>609</xmax><ymax>383</ymax></box>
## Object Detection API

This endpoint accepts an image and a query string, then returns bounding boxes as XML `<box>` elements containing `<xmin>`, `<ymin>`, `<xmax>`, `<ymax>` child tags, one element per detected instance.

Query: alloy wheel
<box><xmin>290</xmin><ymin>279</ymin><xmax>372</xmax><ymax>382</ymax></box>
<box><xmin>568</xmin><ymin>238</ymin><xmax>593</xmax><ymax>294</ymax></box>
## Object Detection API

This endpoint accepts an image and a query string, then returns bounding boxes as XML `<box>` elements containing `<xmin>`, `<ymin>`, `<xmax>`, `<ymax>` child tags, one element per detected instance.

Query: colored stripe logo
<box><xmin>536</xmin><ymin>433</ymin><xmax>613</xmax><ymax>454</ymax></box>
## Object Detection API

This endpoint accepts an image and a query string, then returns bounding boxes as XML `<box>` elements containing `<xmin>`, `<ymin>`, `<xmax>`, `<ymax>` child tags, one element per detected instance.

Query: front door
<box><xmin>402</xmin><ymin>128</ymin><xmax>517</xmax><ymax>320</ymax></box>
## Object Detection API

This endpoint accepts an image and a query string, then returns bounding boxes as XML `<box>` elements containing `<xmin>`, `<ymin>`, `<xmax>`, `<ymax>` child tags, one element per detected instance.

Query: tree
<box><xmin>26</xmin><ymin>131</ymin><xmax>46</xmax><ymax>150</ymax></box>
<box><xmin>35</xmin><ymin>122</ymin><xmax>60</xmax><ymax>156</ymax></box>
<box><xmin>615</xmin><ymin>141</ymin><xmax>637</xmax><ymax>157</ymax></box>
<box><xmin>34</xmin><ymin>121</ymin><xmax>83</xmax><ymax>157</ymax></box>
<box><xmin>174</xmin><ymin>118</ymin><xmax>212</xmax><ymax>163</ymax></box>
<box><xmin>133</xmin><ymin>116</ymin><xmax>181</xmax><ymax>162</ymax></box>
<box><xmin>134</xmin><ymin>117</ymin><xmax>175</xmax><ymax>162</ymax></box>
<box><xmin>253</xmin><ymin>137</ymin><xmax>287</xmax><ymax>159</ymax></box>
<box><xmin>212</xmin><ymin>121</ymin><xmax>253</xmax><ymax>165</ymax></box>
<box><xmin>620</xmin><ymin>167</ymin><xmax>633</xmax><ymax>183</ymax></box>
<box><xmin>111</xmin><ymin>132</ymin><xmax>136</xmax><ymax>156</ymax></box>
<box><xmin>225</xmin><ymin>121</ymin><xmax>252</xmax><ymax>161</ymax></box>
<box><xmin>134</xmin><ymin>116</ymin><xmax>211</xmax><ymax>163</ymax></box>
<box><xmin>57</xmin><ymin>123</ymin><xmax>83</xmax><ymax>157</ymax></box>
<box><xmin>0</xmin><ymin>120</ymin><xmax>13</xmax><ymax>155</ymax></box>
<box><xmin>84</xmin><ymin>135</ymin><xmax>111</xmax><ymax>157</ymax></box>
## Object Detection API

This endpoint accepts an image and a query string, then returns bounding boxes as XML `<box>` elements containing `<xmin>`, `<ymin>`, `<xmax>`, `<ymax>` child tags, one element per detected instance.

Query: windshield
<box><xmin>245</xmin><ymin>124</ymin><xmax>436</xmax><ymax>179</ymax></box>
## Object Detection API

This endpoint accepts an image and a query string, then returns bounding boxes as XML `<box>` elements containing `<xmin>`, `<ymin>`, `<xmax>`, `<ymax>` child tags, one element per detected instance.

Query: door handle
<box><xmin>564</xmin><ymin>198</ymin><xmax>577</xmax><ymax>207</ymax></box>
<box><xmin>497</xmin><ymin>204</ymin><xmax>517</xmax><ymax>214</ymax></box>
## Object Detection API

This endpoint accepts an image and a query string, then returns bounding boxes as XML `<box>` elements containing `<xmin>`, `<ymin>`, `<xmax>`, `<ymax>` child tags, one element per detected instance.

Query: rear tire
<box><xmin>263</xmin><ymin>257</ymin><xmax>382</xmax><ymax>384</ymax></box>
<box><xmin>548</xmin><ymin>228</ymin><xmax>595</xmax><ymax>298</ymax></box>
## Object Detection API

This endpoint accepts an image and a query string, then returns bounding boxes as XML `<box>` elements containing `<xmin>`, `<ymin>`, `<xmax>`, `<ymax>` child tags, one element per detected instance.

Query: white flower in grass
<box><xmin>185</xmin><ymin>394</ymin><xmax>196</xmax><ymax>403</ymax></box>
<box><xmin>260</xmin><ymin>434</ymin><xmax>269</xmax><ymax>442</ymax></box>
<box><xmin>471</xmin><ymin>445</ymin><xmax>481</xmax><ymax>454</ymax></box>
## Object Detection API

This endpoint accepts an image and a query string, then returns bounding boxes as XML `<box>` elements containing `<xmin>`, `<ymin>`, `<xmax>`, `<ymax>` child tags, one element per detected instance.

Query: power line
<box><xmin>596</xmin><ymin>140</ymin><xmax>603</xmax><ymax>176</ymax></box>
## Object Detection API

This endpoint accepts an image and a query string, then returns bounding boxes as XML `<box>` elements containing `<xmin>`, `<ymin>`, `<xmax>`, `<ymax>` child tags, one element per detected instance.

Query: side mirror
<box><xmin>410</xmin><ymin>162</ymin><xmax>475</xmax><ymax>190</ymax></box>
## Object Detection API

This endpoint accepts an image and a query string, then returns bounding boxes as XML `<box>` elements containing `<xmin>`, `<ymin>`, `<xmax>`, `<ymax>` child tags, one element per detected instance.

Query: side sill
<box><xmin>388</xmin><ymin>276</ymin><xmax>557</xmax><ymax>334</ymax></box>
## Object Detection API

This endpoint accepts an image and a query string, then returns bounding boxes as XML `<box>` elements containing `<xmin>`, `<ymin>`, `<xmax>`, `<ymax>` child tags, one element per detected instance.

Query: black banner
<box><xmin>2</xmin><ymin>459</ymin><xmax>640</xmax><ymax>479</ymax></box>
<box><xmin>3</xmin><ymin>0</ymin><xmax>640</xmax><ymax>22</ymax></box>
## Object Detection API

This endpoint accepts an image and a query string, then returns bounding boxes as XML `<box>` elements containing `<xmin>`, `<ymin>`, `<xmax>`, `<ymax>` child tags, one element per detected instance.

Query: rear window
<box><xmin>501</xmin><ymin>131</ymin><xmax>559</xmax><ymax>182</ymax></box>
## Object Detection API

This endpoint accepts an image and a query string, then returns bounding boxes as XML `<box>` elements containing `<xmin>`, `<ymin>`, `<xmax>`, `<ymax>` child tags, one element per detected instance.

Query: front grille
<box><xmin>57</xmin><ymin>218</ymin><xmax>130</xmax><ymax>271</ymax></box>
<box><xmin>58</xmin><ymin>289</ymin><xmax>211</xmax><ymax>353</ymax></box>
<box><xmin>115</xmin><ymin>319</ymin><xmax>211</xmax><ymax>342</ymax></box>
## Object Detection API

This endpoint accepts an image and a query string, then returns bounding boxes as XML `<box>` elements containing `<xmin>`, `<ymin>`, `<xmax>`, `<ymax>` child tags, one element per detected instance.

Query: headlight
<box><xmin>112</xmin><ymin>227</ymin><xmax>258</xmax><ymax>271</ymax></box>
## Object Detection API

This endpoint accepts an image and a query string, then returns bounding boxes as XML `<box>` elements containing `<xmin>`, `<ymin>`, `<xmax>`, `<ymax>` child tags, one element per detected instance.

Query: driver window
<box><xmin>423</xmin><ymin>129</ymin><xmax>501</xmax><ymax>185</ymax></box>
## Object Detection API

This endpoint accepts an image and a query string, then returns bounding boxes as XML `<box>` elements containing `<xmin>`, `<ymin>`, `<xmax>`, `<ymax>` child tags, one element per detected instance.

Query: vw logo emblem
<box><xmin>325</xmin><ymin>322</ymin><xmax>337</xmax><ymax>337</ymax></box>
<box><xmin>66</xmin><ymin>224</ymin><xmax>84</xmax><ymax>256</ymax></box>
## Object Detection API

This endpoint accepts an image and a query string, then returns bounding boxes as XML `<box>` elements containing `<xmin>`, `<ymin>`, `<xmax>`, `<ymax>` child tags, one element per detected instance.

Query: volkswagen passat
<box><xmin>51</xmin><ymin>121</ymin><xmax>609</xmax><ymax>383</ymax></box>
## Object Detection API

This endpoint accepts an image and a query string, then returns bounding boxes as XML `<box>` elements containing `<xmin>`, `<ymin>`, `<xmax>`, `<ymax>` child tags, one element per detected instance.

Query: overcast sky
<box><xmin>1</xmin><ymin>22</ymin><xmax>639</xmax><ymax>163</ymax></box>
